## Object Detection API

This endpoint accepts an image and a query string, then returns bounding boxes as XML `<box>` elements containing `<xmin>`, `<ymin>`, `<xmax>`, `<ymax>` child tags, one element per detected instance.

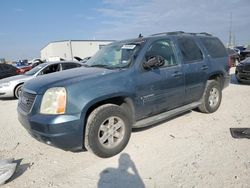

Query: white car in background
<box><xmin>0</xmin><ymin>61</ymin><xmax>81</xmax><ymax>99</ymax></box>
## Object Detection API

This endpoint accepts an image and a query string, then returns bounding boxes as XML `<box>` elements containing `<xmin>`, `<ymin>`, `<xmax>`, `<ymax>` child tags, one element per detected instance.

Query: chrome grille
<box><xmin>19</xmin><ymin>91</ymin><xmax>36</xmax><ymax>113</ymax></box>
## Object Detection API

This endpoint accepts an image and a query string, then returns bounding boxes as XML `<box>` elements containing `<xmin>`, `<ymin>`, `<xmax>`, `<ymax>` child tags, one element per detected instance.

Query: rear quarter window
<box><xmin>62</xmin><ymin>63</ymin><xmax>81</xmax><ymax>70</ymax></box>
<box><xmin>200</xmin><ymin>37</ymin><xmax>227</xmax><ymax>58</ymax></box>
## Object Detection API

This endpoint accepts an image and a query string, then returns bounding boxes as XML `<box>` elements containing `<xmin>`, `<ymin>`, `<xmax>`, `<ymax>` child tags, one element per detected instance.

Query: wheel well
<box><xmin>14</xmin><ymin>83</ymin><xmax>24</xmax><ymax>95</ymax></box>
<box><xmin>82</xmin><ymin>96</ymin><xmax>135</xmax><ymax>150</ymax></box>
<box><xmin>85</xmin><ymin>97</ymin><xmax>134</xmax><ymax>121</ymax></box>
<box><xmin>208</xmin><ymin>74</ymin><xmax>223</xmax><ymax>88</ymax></box>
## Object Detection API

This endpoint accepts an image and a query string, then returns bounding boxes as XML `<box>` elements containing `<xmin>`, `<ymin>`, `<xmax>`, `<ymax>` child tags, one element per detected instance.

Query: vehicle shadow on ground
<box><xmin>6</xmin><ymin>159</ymin><xmax>31</xmax><ymax>184</ymax></box>
<box><xmin>132</xmin><ymin>110</ymin><xmax>191</xmax><ymax>133</ymax></box>
<box><xmin>98</xmin><ymin>153</ymin><xmax>145</xmax><ymax>188</ymax></box>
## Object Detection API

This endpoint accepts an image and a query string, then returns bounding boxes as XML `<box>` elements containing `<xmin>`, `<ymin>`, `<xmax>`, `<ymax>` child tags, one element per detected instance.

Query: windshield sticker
<box><xmin>121</xmin><ymin>44</ymin><xmax>136</xmax><ymax>50</ymax></box>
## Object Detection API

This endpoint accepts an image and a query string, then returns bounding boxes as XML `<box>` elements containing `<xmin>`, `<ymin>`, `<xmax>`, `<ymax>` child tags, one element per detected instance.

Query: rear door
<box><xmin>135</xmin><ymin>38</ymin><xmax>185</xmax><ymax>118</ymax></box>
<box><xmin>177</xmin><ymin>36</ymin><xmax>208</xmax><ymax>104</ymax></box>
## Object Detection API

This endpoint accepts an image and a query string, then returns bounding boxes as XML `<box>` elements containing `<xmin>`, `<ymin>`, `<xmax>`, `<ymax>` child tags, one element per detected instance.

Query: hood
<box><xmin>0</xmin><ymin>74</ymin><xmax>32</xmax><ymax>84</ymax></box>
<box><xmin>23</xmin><ymin>67</ymin><xmax>119</xmax><ymax>94</ymax></box>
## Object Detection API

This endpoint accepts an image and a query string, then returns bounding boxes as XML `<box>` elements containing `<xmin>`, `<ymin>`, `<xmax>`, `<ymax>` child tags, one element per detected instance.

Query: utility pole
<box><xmin>233</xmin><ymin>34</ymin><xmax>236</xmax><ymax>47</ymax></box>
<box><xmin>69</xmin><ymin>40</ymin><xmax>73</xmax><ymax>61</ymax></box>
<box><xmin>228</xmin><ymin>13</ymin><xmax>232</xmax><ymax>48</ymax></box>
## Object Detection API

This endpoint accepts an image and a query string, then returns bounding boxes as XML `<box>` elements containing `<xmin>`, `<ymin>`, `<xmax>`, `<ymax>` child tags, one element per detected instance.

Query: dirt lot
<box><xmin>1</xmin><ymin>68</ymin><xmax>250</xmax><ymax>188</ymax></box>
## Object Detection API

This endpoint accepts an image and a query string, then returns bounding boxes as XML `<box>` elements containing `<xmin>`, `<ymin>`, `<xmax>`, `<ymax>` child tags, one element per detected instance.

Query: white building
<box><xmin>40</xmin><ymin>40</ymin><xmax>114</xmax><ymax>61</ymax></box>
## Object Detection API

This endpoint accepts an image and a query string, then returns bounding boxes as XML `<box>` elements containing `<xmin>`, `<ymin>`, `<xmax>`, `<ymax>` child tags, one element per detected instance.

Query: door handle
<box><xmin>172</xmin><ymin>71</ymin><xmax>183</xmax><ymax>77</ymax></box>
<box><xmin>201</xmin><ymin>65</ymin><xmax>208</xmax><ymax>70</ymax></box>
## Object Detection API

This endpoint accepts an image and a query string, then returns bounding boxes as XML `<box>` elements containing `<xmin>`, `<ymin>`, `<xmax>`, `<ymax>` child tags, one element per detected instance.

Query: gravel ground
<box><xmin>0</xmin><ymin>68</ymin><xmax>250</xmax><ymax>188</ymax></box>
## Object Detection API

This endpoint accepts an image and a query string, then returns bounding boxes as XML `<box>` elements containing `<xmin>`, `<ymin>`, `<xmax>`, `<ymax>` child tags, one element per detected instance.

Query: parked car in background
<box><xmin>227</xmin><ymin>48</ymin><xmax>240</xmax><ymax>66</ymax></box>
<box><xmin>16</xmin><ymin>65</ymin><xmax>33</xmax><ymax>74</ymax></box>
<box><xmin>0</xmin><ymin>61</ymin><xmax>82</xmax><ymax>99</ymax></box>
<box><xmin>235</xmin><ymin>57</ymin><xmax>250</xmax><ymax>83</ymax></box>
<box><xmin>18</xmin><ymin>31</ymin><xmax>230</xmax><ymax>158</ymax></box>
<box><xmin>12</xmin><ymin>60</ymin><xmax>32</xmax><ymax>74</ymax></box>
<box><xmin>28</xmin><ymin>59</ymin><xmax>44</xmax><ymax>68</ymax></box>
<box><xmin>0</xmin><ymin>63</ymin><xmax>19</xmax><ymax>79</ymax></box>
<box><xmin>234</xmin><ymin>46</ymin><xmax>250</xmax><ymax>61</ymax></box>
<box><xmin>12</xmin><ymin>60</ymin><xmax>29</xmax><ymax>67</ymax></box>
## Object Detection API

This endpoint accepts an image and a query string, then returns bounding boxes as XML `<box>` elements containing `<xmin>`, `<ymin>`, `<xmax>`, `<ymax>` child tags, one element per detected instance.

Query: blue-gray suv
<box><xmin>18</xmin><ymin>32</ymin><xmax>231</xmax><ymax>158</ymax></box>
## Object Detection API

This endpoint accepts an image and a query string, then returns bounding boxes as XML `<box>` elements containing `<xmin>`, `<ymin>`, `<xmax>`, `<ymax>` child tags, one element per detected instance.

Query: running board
<box><xmin>133</xmin><ymin>102</ymin><xmax>201</xmax><ymax>128</ymax></box>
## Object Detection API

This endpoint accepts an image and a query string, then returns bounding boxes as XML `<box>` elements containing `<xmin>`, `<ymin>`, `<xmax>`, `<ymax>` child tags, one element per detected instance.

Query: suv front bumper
<box><xmin>18</xmin><ymin>108</ymin><xmax>84</xmax><ymax>151</ymax></box>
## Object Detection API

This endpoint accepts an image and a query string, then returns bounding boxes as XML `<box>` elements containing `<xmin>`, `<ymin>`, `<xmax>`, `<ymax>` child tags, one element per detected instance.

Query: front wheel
<box><xmin>14</xmin><ymin>84</ymin><xmax>23</xmax><ymax>99</ymax></box>
<box><xmin>85</xmin><ymin>104</ymin><xmax>132</xmax><ymax>158</ymax></box>
<box><xmin>198</xmin><ymin>80</ymin><xmax>222</xmax><ymax>113</ymax></box>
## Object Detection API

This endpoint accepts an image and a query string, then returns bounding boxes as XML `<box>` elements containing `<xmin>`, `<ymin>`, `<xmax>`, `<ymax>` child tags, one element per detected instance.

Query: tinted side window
<box><xmin>178</xmin><ymin>37</ymin><xmax>203</xmax><ymax>62</ymax></box>
<box><xmin>62</xmin><ymin>63</ymin><xmax>80</xmax><ymax>70</ymax></box>
<box><xmin>145</xmin><ymin>39</ymin><xmax>178</xmax><ymax>67</ymax></box>
<box><xmin>200</xmin><ymin>37</ymin><xmax>227</xmax><ymax>58</ymax></box>
<box><xmin>41</xmin><ymin>64</ymin><xmax>60</xmax><ymax>74</ymax></box>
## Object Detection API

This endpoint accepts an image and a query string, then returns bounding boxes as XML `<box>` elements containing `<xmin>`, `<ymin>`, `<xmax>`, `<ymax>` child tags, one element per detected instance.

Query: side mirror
<box><xmin>143</xmin><ymin>56</ymin><xmax>165</xmax><ymax>70</ymax></box>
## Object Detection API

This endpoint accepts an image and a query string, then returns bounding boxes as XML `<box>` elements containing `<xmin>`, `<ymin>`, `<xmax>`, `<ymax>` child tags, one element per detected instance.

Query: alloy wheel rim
<box><xmin>208</xmin><ymin>87</ymin><xmax>219</xmax><ymax>108</ymax></box>
<box><xmin>98</xmin><ymin>116</ymin><xmax>125</xmax><ymax>149</ymax></box>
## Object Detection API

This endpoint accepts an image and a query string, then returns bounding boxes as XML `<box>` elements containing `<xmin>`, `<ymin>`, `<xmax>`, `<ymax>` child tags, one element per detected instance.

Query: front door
<box><xmin>134</xmin><ymin>39</ymin><xmax>185</xmax><ymax>119</ymax></box>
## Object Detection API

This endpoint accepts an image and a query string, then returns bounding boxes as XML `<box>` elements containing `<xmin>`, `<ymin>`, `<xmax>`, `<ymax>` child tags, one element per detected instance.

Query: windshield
<box><xmin>25</xmin><ymin>63</ymin><xmax>47</xmax><ymax>75</ymax></box>
<box><xmin>85</xmin><ymin>42</ymin><xmax>141</xmax><ymax>69</ymax></box>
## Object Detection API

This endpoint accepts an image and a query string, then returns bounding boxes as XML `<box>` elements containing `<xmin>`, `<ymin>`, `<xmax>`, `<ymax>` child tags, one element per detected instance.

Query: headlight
<box><xmin>40</xmin><ymin>87</ymin><xmax>67</xmax><ymax>114</ymax></box>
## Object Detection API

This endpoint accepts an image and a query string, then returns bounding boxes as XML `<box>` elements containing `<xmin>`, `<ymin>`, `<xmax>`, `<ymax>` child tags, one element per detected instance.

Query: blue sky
<box><xmin>0</xmin><ymin>0</ymin><xmax>250</xmax><ymax>61</ymax></box>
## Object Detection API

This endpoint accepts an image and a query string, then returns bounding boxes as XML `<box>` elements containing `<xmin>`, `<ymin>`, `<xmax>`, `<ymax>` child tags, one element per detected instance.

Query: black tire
<box><xmin>85</xmin><ymin>104</ymin><xmax>132</xmax><ymax>158</ymax></box>
<box><xmin>235</xmin><ymin>71</ymin><xmax>242</xmax><ymax>83</ymax></box>
<box><xmin>14</xmin><ymin>84</ymin><xmax>23</xmax><ymax>99</ymax></box>
<box><xmin>198</xmin><ymin>80</ymin><xmax>222</xmax><ymax>113</ymax></box>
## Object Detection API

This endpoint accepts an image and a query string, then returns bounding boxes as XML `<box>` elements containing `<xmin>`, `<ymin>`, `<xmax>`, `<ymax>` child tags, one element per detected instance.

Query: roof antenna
<box><xmin>138</xmin><ymin>33</ymin><xmax>143</xmax><ymax>38</ymax></box>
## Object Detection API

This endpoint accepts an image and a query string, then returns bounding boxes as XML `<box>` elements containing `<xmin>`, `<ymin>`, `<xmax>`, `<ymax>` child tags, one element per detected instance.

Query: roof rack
<box><xmin>150</xmin><ymin>31</ymin><xmax>185</xmax><ymax>36</ymax></box>
<box><xmin>189</xmin><ymin>32</ymin><xmax>212</xmax><ymax>36</ymax></box>
<box><xmin>150</xmin><ymin>31</ymin><xmax>212</xmax><ymax>37</ymax></box>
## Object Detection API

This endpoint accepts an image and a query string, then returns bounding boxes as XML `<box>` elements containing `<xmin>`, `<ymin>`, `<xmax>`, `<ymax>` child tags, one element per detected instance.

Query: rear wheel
<box><xmin>85</xmin><ymin>104</ymin><xmax>132</xmax><ymax>158</ymax></box>
<box><xmin>198</xmin><ymin>80</ymin><xmax>222</xmax><ymax>113</ymax></box>
<box><xmin>14</xmin><ymin>84</ymin><xmax>23</xmax><ymax>99</ymax></box>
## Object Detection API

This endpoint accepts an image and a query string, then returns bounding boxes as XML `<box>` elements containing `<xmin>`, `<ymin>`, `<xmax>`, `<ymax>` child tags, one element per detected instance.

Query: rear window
<box><xmin>200</xmin><ymin>37</ymin><xmax>227</xmax><ymax>58</ymax></box>
<box><xmin>178</xmin><ymin>37</ymin><xmax>203</xmax><ymax>62</ymax></box>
